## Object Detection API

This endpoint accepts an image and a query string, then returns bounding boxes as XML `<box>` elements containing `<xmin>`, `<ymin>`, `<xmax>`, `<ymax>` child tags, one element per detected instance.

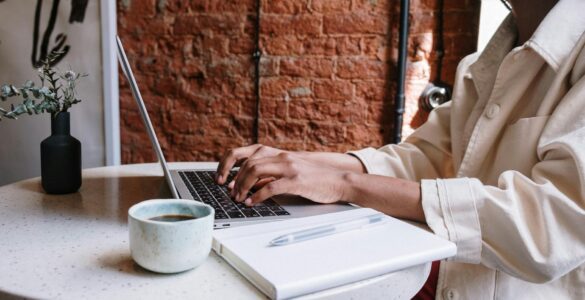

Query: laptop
<box><xmin>116</xmin><ymin>36</ymin><xmax>356</xmax><ymax>229</ymax></box>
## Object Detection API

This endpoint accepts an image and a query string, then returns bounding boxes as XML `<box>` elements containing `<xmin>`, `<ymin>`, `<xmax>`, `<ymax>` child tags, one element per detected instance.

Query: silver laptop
<box><xmin>116</xmin><ymin>36</ymin><xmax>355</xmax><ymax>229</ymax></box>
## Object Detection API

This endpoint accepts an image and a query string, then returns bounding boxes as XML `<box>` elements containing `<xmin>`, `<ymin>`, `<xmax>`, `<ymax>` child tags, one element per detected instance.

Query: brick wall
<box><xmin>117</xmin><ymin>0</ymin><xmax>480</xmax><ymax>163</ymax></box>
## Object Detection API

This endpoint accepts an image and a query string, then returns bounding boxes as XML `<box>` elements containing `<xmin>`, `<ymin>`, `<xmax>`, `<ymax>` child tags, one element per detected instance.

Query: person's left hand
<box><xmin>230</xmin><ymin>152</ymin><xmax>349</xmax><ymax>206</ymax></box>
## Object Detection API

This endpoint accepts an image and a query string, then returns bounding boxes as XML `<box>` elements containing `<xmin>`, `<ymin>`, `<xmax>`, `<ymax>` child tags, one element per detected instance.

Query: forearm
<box><xmin>300</xmin><ymin>152</ymin><xmax>366</xmax><ymax>174</ymax></box>
<box><xmin>341</xmin><ymin>172</ymin><xmax>425</xmax><ymax>223</ymax></box>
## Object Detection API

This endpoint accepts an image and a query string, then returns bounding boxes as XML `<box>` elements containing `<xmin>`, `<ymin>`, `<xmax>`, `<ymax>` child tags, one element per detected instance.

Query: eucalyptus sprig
<box><xmin>0</xmin><ymin>51</ymin><xmax>87</xmax><ymax>121</ymax></box>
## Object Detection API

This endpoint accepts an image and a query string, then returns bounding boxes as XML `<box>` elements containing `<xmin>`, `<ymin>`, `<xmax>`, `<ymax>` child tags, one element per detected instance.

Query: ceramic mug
<box><xmin>128</xmin><ymin>199</ymin><xmax>214</xmax><ymax>273</ymax></box>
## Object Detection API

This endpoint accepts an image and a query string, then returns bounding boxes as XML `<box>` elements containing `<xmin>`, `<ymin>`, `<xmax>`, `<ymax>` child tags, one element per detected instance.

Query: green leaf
<box><xmin>1</xmin><ymin>85</ymin><xmax>11</xmax><ymax>97</ymax></box>
<box><xmin>31</xmin><ymin>88</ymin><xmax>41</xmax><ymax>98</ymax></box>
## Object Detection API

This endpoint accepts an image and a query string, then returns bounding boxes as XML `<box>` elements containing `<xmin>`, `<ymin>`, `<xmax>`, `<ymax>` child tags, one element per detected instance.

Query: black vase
<box><xmin>41</xmin><ymin>112</ymin><xmax>82</xmax><ymax>194</ymax></box>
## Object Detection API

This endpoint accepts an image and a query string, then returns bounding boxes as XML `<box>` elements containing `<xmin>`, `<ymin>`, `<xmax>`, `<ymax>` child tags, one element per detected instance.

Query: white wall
<box><xmin>0</xmin><ymin>1</ymin><xmax>107</xmax><ymax>185</ymax></box>
<box><xmin>478</xmin><ymin>0</ymin><xmax>511</xmax><ymax>52</ymax></box>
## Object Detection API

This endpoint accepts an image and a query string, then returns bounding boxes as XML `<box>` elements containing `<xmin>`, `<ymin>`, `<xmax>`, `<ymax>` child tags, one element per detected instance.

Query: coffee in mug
<box><xmin>128</xmin><ymin>199</ymin><xmax>214</xmax><ymax>273</ymax></box>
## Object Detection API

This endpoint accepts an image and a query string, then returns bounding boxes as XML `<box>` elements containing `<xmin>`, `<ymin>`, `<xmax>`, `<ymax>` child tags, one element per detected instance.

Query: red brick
<box><xmin>260</xmin><ymin>98</ymin><xmax>288</xmax><ymax>119</ymax></box>
<box><xmin>443</xmin><ymin>10</ymin><xmax>480</xmax><ymax>35</ymax></box>
<box><xmin>260</xmin><ymin>57</ymin><xmax>279</xmax><ymax>77</ymax></box>
<box><xmin>229</xmin><ymin>36</ymin><xmax>255</xmax><ymax>55</ymax></box>
<box><xmin>365</xmin><ymin>101</ymin><xmax>393</xmax><ymax>125</ymax></box>
<box><xmin>201</xmin><ymin>34</ymin><xmax>230</xmax><ymax>56</ymax></box>
<box><xmin>345</xmin><ymin>124</ymin><xmax>385</xmax><ymax>147</ymax></box>
<box><xmin>261</xmin><ymin>15</ymin><xmax>321</xmax><ymax>36</ymax></box>
<box><xmin>118</xmin><ymin>0</ymin><xmax>481</xmax><ymax>163</ymax></box>
<box><xmin>181</xmin><ymin>59</ymin><xmax>205</xmax><ymax>78</ymax></box>
<box><xmin>303</xmin><ymin>37</ymin><xmax>337</xmax><ymax>56</ymax></box>
<box><xmin>323</xmin><ymin>12</ymin><xmax>388</xmax><ymax>34</ymax></box>
<box><xmin>310</xmin><ymin>0</ymin><xmax>351</xmax><ymax>13</ymax></box>
<box><xmin>260</xmin><ymin>120</ymin><xmax>307</xmax><ymax>143</ymax></box>
<box><xmin>280</xmin><ymin>58</ymin><xmax>334</xmax><ymax>78</ymax></box>
<box><xmin>129</xmin><ymin>0</ymin><xmax>156</xmax><ymax>17</ymax></box>
<box><xmin>289</xmin><ymin>99</ymin><xmax>351</xmax><ymax>122</ymax></box>
<box><xmin>261</xmin><ymin>0</ymin><xmax>309</xmax><ymax>14</ymax></box>
<box><xmin>351</xmin><ymin>0</ymin><xmax>391</xmax><ymax>15</ymax></box>
<box><xmin>313</xmin><ymin>80</ymin><xmax>353</xmax><ymax>101</ymax></box>
<box><xmin>158</xmin><ymin>0</ymin><xmax>205</xmax><ymax>13</ymax></box>
<box><xmin>443</xmin><ymin>33</ymin><xmax>477</xmax><ymax>58</ymax></box>
<box><xmin>355</xmin><ymin>80</ymin><xmax>388</xmax><ymax>101</ymax></box>
<box><xmin>308</xmin><ymin>122</ymin><xmax>346</xmax><ymax>145</ymax></box>
<box><xmin>261</xmin><ymin>35</ymin><xmax>304</xmax><ymax>56</ymax></box>
<box><xmin>260</xmin><ymin>77</ymin><xmax>311</xmax><ymax>98</ymax></box>
<box><xmin>207</xmin><ymin>58</ymin><xmax>251</xmax><ymax>78</ymax></box>
<box><xmin>444</xmin><ymin>0</ymin><xmax>479</xmax><ymax>11</ymax></box>
<box><xmin>335</xmin><ymin>37</ymin><xmax>361</xmax><ymax>56</ymax></box>
<box><xmin>361</xmin><ymin>36</ymin><xmax>388</xmax><ymax>59</ymax></box>
<box><xmin>337</xmin><ymin>58</ymin><xmax>387</xmax><ymax>80</ymax></box>
<box><xmin>410</xmin><ymin>12</ymin><xmax>436</xmax><ymax>34</ymax></box>
<box><xmin>174</xmin><ymin>14</ymin><xmax>244</xmax><ymax>36</ymax></box>
<box><xmin>206</xmin><ymin>0</ymin><xmax>255</xmax><ymax>13</ymax></box>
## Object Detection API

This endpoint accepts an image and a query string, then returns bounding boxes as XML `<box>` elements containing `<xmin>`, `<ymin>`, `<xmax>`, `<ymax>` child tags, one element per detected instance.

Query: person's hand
<box><xmin>215</xmin><ymin>144</ymin><xmax>289</xmax><ymax>185</ymax></box>
<box><xmin>231</xmin><ymin>152</ymin><xmax>349</xmax><ymax>206</ymax></box>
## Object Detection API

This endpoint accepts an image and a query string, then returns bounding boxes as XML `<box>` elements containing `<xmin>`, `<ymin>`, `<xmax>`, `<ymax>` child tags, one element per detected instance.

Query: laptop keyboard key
<box><xmin>227</xmin><ymin>211</ymin><xmax>245</xmax><ymax>218</ymax></box>
<box><xmin>241</xmin><ymin>209</ymin><xmax>260</xmax><ymax>218</ymax></box>
<box><xmin>258</xmin><ymin>210</ymin><xmax>276</xmax><ymax>217</ymax></box>
<box><xmin>179</xmin><ymin>170</ymin><xmax>290</xmax><ymax>220</ymax></box>
<box><xmin>215</xmin><ymin>212</ymin><xmax>229</xmax><ymax>219</ymax></box>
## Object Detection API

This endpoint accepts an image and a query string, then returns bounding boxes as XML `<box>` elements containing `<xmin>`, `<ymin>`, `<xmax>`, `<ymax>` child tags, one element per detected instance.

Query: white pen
<box><xmin>269</xmin><ymin>213</ymin><xmax>386</xmax><ymax>246</ymax></box>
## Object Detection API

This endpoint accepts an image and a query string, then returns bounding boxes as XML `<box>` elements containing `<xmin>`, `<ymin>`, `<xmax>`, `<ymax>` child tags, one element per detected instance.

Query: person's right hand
<box><xmin>215</xmin><ymin>144</ymin><xmax>288</xmax><ymax>185</ymax></box>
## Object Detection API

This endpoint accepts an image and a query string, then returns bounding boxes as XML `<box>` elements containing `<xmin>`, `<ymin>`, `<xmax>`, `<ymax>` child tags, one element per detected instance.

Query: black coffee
<box><xmin>149</xmin><ymin>214</ymin><xmax>196</xmax><ymax>222</ymax></box>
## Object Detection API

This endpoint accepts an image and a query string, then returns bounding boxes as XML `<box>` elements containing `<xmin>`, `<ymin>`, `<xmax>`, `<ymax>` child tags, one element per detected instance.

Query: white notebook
<box><xmin>212</xmin><ymin>208</ymin><xmax>456</xmax><ymax>299</ymax></box>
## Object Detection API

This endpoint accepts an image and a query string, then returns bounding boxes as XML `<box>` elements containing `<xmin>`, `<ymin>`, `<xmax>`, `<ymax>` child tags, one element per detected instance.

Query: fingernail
<box><xmin>244</xmin><ymin>198</ymin><xmax>252</xmax><ymax>206</ymax></box>
<box><xmin>217</xmin><ymin>175</ymin><xmax>223</xmax><ymax>183</ymax></box>
<box><xmin>236</xmin><ymin>192</ymin><xmax>241</xmax><ymax>201</ymax></box>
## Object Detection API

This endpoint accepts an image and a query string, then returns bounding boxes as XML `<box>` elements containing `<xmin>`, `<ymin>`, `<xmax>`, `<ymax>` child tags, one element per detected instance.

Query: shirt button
<box><xmin>485</xmin><ymin>103</ymin><xmax>500</xmax><ymax>119</ymax></box>
<box><xmin>442</xmin><ymin>288</ymin><xmax>459</xmax><ymax>300</ymax></box>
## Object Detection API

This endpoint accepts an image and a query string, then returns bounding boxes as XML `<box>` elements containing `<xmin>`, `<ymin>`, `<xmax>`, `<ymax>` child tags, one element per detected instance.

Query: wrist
<box><xmin>339</xmin><ymin>171</ymin><xmax>361</xmax><ymax>204</ymax></box>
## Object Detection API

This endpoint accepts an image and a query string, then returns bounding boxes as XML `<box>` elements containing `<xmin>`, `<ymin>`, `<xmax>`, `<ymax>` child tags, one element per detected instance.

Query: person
<box><xmin>215</xmin><ymin>0</ymin><xmax>585</xmax><ymax>298</ymax></box>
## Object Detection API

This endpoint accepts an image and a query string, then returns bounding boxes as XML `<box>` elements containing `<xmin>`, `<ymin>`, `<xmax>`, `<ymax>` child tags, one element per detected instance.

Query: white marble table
<box><xmin>0</xmin><ymin>163</ymin><xmax>430</xmax><ymax>299</ymax></box>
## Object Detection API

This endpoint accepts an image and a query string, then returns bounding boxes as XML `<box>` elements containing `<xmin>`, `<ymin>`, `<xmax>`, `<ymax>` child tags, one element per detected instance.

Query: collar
<box><xmin>467</xmin><ymin>15</ymin><xmax>517</xmax><ymax>100</ymax></box>
<box><xmin>467</xmin><ymin>0</ymin><xmax>585</xmax><ymax>97</ymax></box>
<box><xmin>527</xmin><ymin>0</ymin><xmax>585</xmax><ymax>71</ymax></box>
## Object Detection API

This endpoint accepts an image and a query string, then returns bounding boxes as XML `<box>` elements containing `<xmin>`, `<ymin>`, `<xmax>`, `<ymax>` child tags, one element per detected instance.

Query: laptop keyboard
<box><xmin>178</xmin><ymin>170</ymin><xmax>290</xmax><ymax>220</ymax></box>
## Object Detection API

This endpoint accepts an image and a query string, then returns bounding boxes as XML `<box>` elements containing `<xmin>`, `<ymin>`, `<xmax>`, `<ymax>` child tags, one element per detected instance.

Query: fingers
<box><xmin>252</xmin><ymin>177</ymin><xmax>275</xmax><ymax>191</ymax></box>
<box><xmin>233</xmin><ymin>158</ymin><xmax>291</xmax><ymax>202</ymax></box>
<box><xmin>244</xmin><ymin>179</ymin><xmax>294</xmax><ymax>206</ymax></box>
<box><xmin>247</xmin><ymin>145</ymin><xmax>280</xmax><ymax>161</ymax></box>
<box><xmin>216</xmin><ymin>144</ymin><xmax>262</xmax><ymax>184</ymax></box>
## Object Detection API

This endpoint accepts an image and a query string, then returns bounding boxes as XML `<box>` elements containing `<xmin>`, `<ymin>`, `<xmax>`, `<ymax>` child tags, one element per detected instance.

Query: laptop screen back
<box><xmin>115</xmin><ymin>36</ymin><xmax>179</xmax><ymax>198</ymax></box>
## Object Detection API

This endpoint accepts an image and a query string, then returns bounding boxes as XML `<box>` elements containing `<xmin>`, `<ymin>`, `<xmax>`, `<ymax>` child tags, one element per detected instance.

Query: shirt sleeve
<box><xmin>349</xmin><ymin>100</ymin><xmax>455</xmax><ymax>181</ymax></box>
<box><xmin>423</xmin><ymin>77</ymin><xmax>585</xmax><ymax>283</ymax></box>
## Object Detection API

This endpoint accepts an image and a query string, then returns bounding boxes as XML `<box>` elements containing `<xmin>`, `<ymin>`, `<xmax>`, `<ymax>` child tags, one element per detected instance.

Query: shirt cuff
<box><xmin>347</xmin><ymin>147</ymin><xmax>382</xmax><ymax>175</ymax></box>
<box><xmin>421</xmin><ymin>178</ymin><xmax>482</xmax><ymax>263</ymax></box>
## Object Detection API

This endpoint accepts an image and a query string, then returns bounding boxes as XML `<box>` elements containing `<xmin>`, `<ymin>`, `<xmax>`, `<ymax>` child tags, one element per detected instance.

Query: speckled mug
<box><xmin>128</xmin><ymin>199</ymin><xmax>214</xmax><ymax>273</ymax></box>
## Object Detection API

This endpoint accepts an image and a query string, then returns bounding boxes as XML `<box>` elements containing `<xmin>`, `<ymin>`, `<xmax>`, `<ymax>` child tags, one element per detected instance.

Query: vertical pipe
<box><xmin>252</xmin><ymin>0</ymin><xmax>262</xmax><ymax>144</ymax></box>
<box><xmin>392</xmin><ymin>0</ymin><xmax>409</xmax><ymax>144</ymax></box>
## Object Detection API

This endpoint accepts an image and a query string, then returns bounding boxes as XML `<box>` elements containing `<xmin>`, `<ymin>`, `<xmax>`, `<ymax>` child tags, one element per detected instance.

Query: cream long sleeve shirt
<box><xmin>350</xmin><ymin>1</ymin><xmax>585</xmax><ymax>299</ymax></box>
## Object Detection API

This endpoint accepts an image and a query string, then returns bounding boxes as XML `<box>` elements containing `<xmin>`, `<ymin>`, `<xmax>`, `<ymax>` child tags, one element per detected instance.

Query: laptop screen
<box><xmin>115</xmin><ymin>36</ymin><xmax>179</xmax><ymax>199</ymax></box>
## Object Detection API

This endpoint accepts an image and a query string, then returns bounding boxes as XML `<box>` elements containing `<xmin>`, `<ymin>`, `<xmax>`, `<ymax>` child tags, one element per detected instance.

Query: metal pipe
<box><xmin>252</xmin><ymin>0</ymin><xmax>261</xmax><ymax>144</ymax></box>
<box><xmin>392</xmin><ymin>0</ymin><xmax>409</xmax><ymax>144</ymax></box>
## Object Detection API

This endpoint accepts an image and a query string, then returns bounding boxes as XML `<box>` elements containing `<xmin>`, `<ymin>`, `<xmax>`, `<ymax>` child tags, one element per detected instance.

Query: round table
<box><xmin>0</xmin><ymin>163</ymin><xmax>430</xmax><ymax>299</ymax></box>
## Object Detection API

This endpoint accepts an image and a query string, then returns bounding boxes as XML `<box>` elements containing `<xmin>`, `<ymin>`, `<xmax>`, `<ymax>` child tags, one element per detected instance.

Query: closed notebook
<box><xmin>212</xmin><ymin>208</ymin><xmax>456</xmax><ymax>299</ymax></box>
